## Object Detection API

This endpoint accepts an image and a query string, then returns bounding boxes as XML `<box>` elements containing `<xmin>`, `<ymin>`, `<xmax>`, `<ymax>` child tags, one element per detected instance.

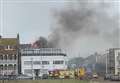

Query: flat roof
<box><xmin>22</xmin><ymin>53</ymin><xmax>66</xmax><ymax>56</ymax></box>
<box><xmin>0</xmin><ymin>38</ymin><xmax>18</xmax><ymax>45</ymax></box>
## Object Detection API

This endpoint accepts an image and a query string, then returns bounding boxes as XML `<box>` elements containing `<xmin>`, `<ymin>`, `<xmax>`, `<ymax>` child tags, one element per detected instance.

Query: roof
<box><xmin>20</xmin><ymin>44</ymin><xmax>32</xmax><ymax>49</ymax></box>
<box><xmin>21</xmin><ymin>48</ymin><xmax>67</xmax><ymax>56</ymax></box>
<box><xmin>22</xmin><ymin>53</ymin><xmax>66</xmax><ymax>56</ymax></box>
<box><xmin>0</xmin><ymin>38</ymin><xmax>18</xmax><ymax>46</ymax></box>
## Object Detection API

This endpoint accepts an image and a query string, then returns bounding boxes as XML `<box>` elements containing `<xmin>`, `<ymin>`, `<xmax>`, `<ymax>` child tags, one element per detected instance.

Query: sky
<box><xmin>0</xmin><ymin>0</ymin><xmax>120</xmax><ymax>58</ymax></box>
<box><xmin>0</xmin><ymin>0</ymin><xmax>67</xmax><ymax>43</ymax></box>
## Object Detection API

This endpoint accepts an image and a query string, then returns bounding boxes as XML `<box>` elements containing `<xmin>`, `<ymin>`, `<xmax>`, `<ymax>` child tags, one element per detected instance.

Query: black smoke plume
<box><xmin>48</xmin><ymin>0</ymin><xmax>119</xmax><ymax>49</ymax></box>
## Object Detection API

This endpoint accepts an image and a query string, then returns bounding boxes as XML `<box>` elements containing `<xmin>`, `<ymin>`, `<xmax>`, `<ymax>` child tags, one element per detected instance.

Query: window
<box><xmin>4</xmin><ymin>64</ymin><xmax>7</xmax><ymax>70</ymax></box>
<box><xmin>8</xmin><ymin>55</ymin><xmax>12</xmax><ymax>60</ymax></box>
<box><xmin>24</xmin><ymin>61</ymin><xmax>32</xmax><ymax>65</ymax></box>
<box><xmin>53</xmin><ymin>60</ymin><xmax>64</xmax><ymax>64</ymax></box>
<box><xmin>0</xmin><ymin>65</ymin><xmax>3</xmax><ymax>70</ymax></box>
<box><xmin>4</xmin><ymin>55</ymin><xmax>7</xmax><ymax>60</ymax></box>
<box><xmin>33</xmin><ymin>61</ymin><xmax>41</xmax><ymax>65</ymax></box>
<box><xmin>13</xmin><ymin>64</ymin><xmax>16</xmax><ymax>70</ymax></box>
<box><xmin>8</xmin><ymin>64</ymin><xmax>14</xmax><ymax>70</ymax></box>
<box><xmin>0</xmin><ymin>55</ymin><xmax>3</xmax><ymax>60</ymax></box>
<box><xmin>42</xmin><ymin>61</ymin><xmax>49</xmax><ymax>65</ymax></box>
<box><xmin>14</xmin><ymin>55</ymin><xmax>17</xmax><ymax>60</ymax></box>
<box><xmin>24</xmin><ymin>69</ymin><xmax>32</xmax><ymax>74</ymax></box>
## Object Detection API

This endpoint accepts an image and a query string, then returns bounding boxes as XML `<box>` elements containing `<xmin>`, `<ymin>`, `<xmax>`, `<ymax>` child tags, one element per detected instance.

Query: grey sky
<box><xmin>0</xmin><ymin>0</ymin><xmax>66</xmax><ymax>43</ymax></box>
<box><xmin>0</xmin><ymin>0</ymin><xmax>120</xmax><ymax>58</ymax></box>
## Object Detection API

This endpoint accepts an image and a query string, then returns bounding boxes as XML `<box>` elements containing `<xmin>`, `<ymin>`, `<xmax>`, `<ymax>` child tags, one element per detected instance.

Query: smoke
<box><xmin>48</xmin><ymin>0</ymin><xmax>119</xmax><ymax>51</ymax></box>
<box><xmin>33</xmin><ymin>0</ymin><xmax>119</xmax><ymax>57</ymax></box>
<box><xmin>33</xmin><ymin>37</ymin><xmax>48</xmax><ymax>48</ymax></box>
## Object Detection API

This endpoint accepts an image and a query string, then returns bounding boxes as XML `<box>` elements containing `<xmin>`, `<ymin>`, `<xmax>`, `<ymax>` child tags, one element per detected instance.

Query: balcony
<box><xmin>0</xmin><ymin>60</ymin><xmax>17</xmax><ymax>64</ymax></box>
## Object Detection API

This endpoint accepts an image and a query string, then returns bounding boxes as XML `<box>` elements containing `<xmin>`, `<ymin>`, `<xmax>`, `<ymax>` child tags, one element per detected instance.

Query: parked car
<box><xmin>92</xmin><ymin>73</ymin><xmax>98</xmax><ymax>78</ymax></box>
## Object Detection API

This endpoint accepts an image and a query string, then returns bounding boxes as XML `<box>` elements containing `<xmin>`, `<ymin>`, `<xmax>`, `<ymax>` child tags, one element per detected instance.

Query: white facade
<box><xmin>21</xmin><ymin>48</ymin><xmax>67</xmax><ymax>77</ymax></box>
<box><xmin>106</xmin><ymin>48</ymin><xmax>120</xmax><ymax>75</ymax></box>
<box><xmin>115</xmin><ymin>49</ymin><xmax>120</xmax><ymax>75</ymax></box>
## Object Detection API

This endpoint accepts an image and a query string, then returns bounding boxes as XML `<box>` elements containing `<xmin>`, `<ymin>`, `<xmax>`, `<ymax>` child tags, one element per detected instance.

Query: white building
<box><xmin>115</xmin><ymin>49</ymin><xmax>120</xmax><ymax>75</ymax></box>
<box><xmin>0</xmin><ymin>35</ymin><xmax>20</xmax><ymax>76</ymax></box>
<box><xmin>106</xmin><ymin>48</ymin><xmax>120</xmax><ymax>75</ymax></box>
<box><xmin>21</xmin><ymin>48</ymin><xmax>67</xmax><ymax>77</ymax></box>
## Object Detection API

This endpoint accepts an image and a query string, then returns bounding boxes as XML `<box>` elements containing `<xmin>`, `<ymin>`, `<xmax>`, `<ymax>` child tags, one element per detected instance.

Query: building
<box><xmin>0</xmin><ymin>35</ymin><xmax>20</xmax><ymax>76</ymax></box>
<box><xmin>106</xmin><ymin>48</ymin><xmax>120</xmax><ymax>75</ymax></box>
<box><xmin>20</xmin><ymin>44</ymin><xmax>32</xmax><ymax>49</ymax></box>
<box><xmin>21</xmin><ymin>48</ymin><xmax>67</xmax><ymax>77</ymax></box>
<box><xmin>95</xmin><ymin>53</ymin><xmax>106</xmax><ymax>64</ymax></box>
<box><xmin>115</xmin><ymin>49</ymin><xmax>120</xmax><ymax>75</ymax></box>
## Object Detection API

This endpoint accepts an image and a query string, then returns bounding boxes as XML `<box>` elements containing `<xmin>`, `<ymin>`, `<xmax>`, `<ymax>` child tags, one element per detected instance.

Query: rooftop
<box><xmin>0</xmin><ymin>38</ymin><xmax>18</xmax><ymax>46</ymax></box>
<box><xmin>21</xmin><ymin>48</ymin><xmax>67</xmax><ymax>56</ymax></box>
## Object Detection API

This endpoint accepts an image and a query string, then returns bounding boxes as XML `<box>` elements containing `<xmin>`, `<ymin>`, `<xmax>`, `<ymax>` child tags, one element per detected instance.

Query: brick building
<box><xmin>0</xmin><ymin>34</ymin><xmax>20</xmax><ymax>76</ymax></box>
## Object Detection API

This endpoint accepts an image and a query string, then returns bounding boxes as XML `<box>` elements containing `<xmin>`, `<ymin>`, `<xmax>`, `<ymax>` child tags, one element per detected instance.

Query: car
<box><xmin>92</xmin><ymin>73</ymin><xmax>98</xmax><ymax>78</ymax></box>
